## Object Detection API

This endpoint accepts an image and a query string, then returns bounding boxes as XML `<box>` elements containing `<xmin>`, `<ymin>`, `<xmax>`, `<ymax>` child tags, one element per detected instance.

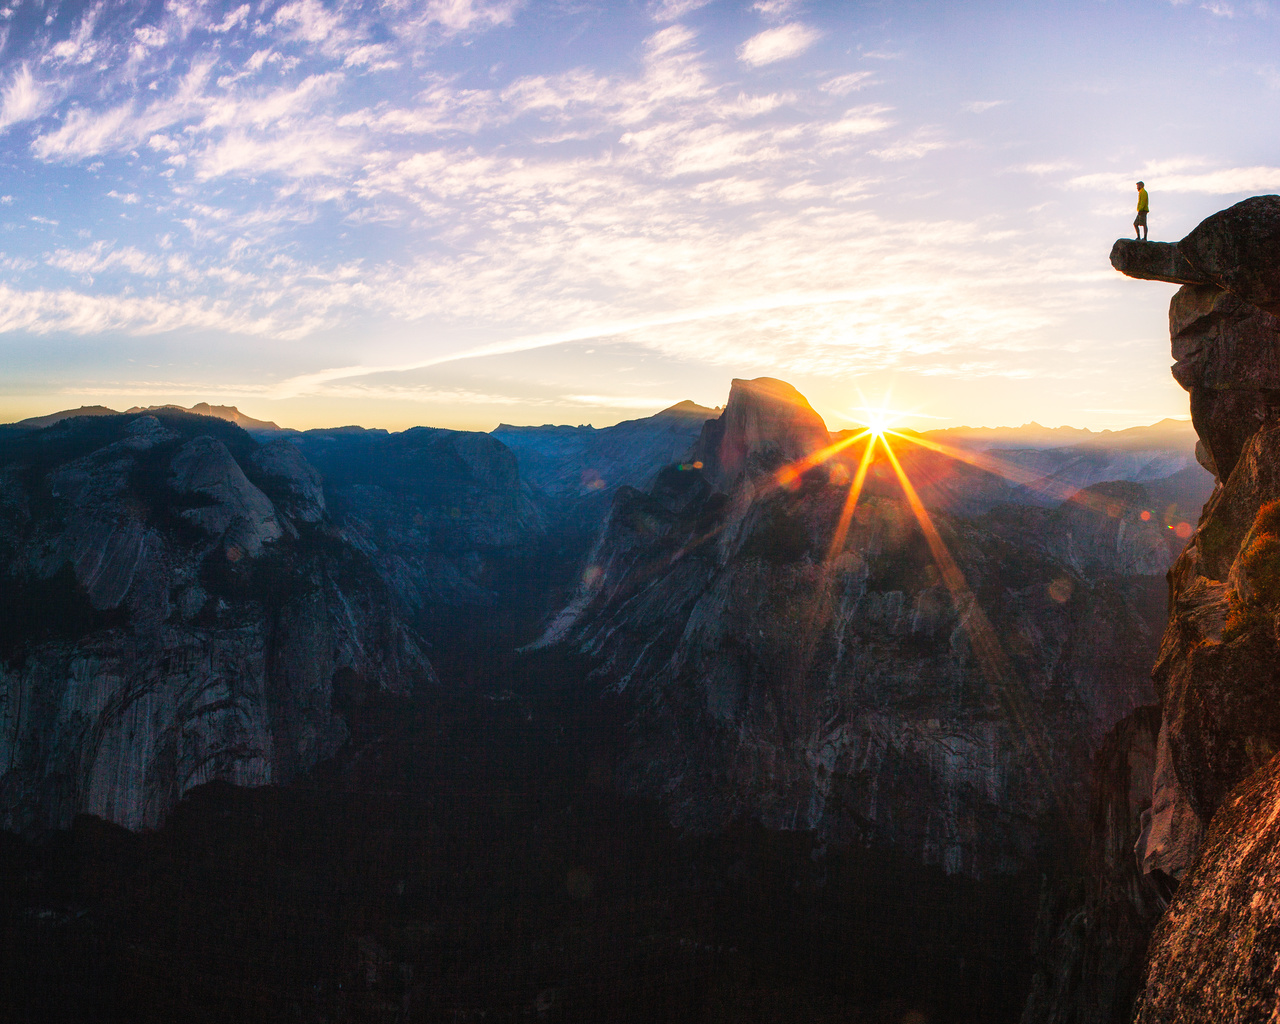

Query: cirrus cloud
<box><xmin>737</xmin><ymin>23</ymin><xmax>822</xmax><ymax>67</ymax></box>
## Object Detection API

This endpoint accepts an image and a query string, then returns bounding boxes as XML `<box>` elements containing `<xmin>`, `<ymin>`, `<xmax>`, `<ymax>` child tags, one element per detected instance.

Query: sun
<box><xmin>844</xmin><ymin>389</ymin><xmax>910</xmax><ymax>439</ymax></box>
<box><xmin>865</xmin><ymin>410</ymin><xmax>894</xmax><ymax>437</ymax></box>
<box><xmin>848</xmin><ymin>399</ymin><xmax>901</xmax><ymax>438</ymax></box>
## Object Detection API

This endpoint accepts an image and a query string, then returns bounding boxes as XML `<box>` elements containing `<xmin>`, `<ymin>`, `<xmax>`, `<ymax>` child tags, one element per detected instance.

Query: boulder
<box><xmin>1110</xmin><ymin>239</ymin><xmax>1210</xmax><ymax>286</ymax></box>
<box><xmin>1178</xmin><ymin>195</ymin><xmax>1280</xmax><ymax>314</ymax></box>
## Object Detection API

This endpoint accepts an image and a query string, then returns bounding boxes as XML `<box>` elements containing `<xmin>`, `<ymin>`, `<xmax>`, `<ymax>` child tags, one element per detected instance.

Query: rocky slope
<box><xmin>0</xmin><ymin>411</ymin><xmax>433</xmax><ymax>833</ymax></box>
<box><xmin>1108</xmin><ymin>196</ymin><xmax>1280</xmax><ymax>1020</ymax></box>
<box><xmin>537</xmin><ymin>377</ymin><xmax>1168</xmax><ymax>877</ymax></box>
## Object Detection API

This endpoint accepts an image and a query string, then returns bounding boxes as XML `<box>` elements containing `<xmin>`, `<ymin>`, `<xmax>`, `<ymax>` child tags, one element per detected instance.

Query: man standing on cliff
<box><xmin>1134</xmin><ymin>181</ymin><xmax>1149</xmax><ymax>240</ymax></box>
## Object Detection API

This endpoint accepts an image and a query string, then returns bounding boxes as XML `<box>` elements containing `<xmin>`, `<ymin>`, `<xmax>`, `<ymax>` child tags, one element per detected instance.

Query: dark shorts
<box><xmin>1135</xmin><ymin>210</ymin><xmax>1148</xmax><ymax>226</ymax></box>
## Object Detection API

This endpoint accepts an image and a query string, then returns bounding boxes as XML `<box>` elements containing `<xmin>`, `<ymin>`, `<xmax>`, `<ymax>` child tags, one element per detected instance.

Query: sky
<box><xmin>0</xmin><ymin>0</ymin><xmax>1278</xmax><ymax>433</ymax></box>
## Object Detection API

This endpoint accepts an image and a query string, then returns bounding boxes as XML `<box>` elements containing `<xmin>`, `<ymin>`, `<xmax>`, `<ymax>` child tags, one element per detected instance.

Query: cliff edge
<box><xmin>1113</xmin><ymin>196</ymin><xmax>1280</xmax><ymax>1021</ymax></box>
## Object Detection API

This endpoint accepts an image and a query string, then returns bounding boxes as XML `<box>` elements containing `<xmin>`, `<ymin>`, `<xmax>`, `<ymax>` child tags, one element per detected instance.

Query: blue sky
<box><xmin>0</xmin><ymin>0</ymin><xmax>1278</xmax><ymax>431</ymax></box>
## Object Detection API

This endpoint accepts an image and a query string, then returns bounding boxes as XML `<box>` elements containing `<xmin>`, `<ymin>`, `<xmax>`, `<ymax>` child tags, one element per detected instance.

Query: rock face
<box><xmin>290</xmin><ymin>426</ymin><xmax>545</xmax><ymax>609</ymax></box>
<box><xmin>492</xmin><ymin>401</ymin><xmax>718</xmax><ymax>537</ymax></box>
<box><xmin>493</xmin><ymin>401</ymin><xmax>717</xmax><ymax>499</ymax></box>
<box><xmin>0</xmin><ymin>411</ymin><xmax>433</xmax><ymax>833</ymax></box>
<box><xmin>1116</xmin><ymin>197</ymin><xmax>1280</xmax><ymax>483</ymax></box>
<box><xmin>1134</xmin><ymin>752</ymin><xmax>1280</xmax><ymax>1023</ymax></box>
<box><xmin>1114</xmin><ymin>196</ymin><xmax>1280</xmax><ymax>1019</ymax></box>
<box><xmin>1177</xmin><ymin>195</ymin><xmax>1280</xmax><ymax>314</ymax></box>
<box><xmin>1110</xmin><ymin>239</ymin><xmax>1210</xmax><ymax>286</ymax></box>
<box><xmin>692</xmin><ymin>378</ymin><xmax>831</xmax><ymax>490</ymax></box>
<box><xmin>541</xmin><ymin>378</ymin><xmax>1164</xmax><ymax>877</ymax></box>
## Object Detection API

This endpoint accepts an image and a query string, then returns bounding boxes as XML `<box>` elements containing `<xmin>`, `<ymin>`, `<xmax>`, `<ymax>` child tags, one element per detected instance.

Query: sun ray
<box><xmin>884</xmin><ymin>429</ymin><xmax>1162</xmax><ymax>519</ymax></box>
<box><xmin>826</xmin><ymin>432</ymin><xmax>878</xmax><ymax>560</ymax></box>
<box><xmin>878</xmin><ymin>434</ymin><xmax>1067</xmax><ymax>813</ymax></box>
<box><xmin>775</xmin><ymin>428</ymin><xmax>872</xmax><ymax>489</ymax></box>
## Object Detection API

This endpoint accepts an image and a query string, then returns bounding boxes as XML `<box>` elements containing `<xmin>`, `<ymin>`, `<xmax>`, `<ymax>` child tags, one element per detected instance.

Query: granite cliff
<box><xmin>288</xmin><ymin>426</ymin><xmax>546</xmax><ymax>612</ymax></box>
<box><xmin>1107</xmin><ymin>196</ymin><xmax>1280</xmax><ymax>1021</ymax></box>
<box><xmin>537</xmin><ymin>377</ymin><xmax>1169</xmax><ymax>877</ymax></box>
<box><xmin>0</xmin><ymin>411</ymin><xmax>433</xmax><ymax>832</ymax></box>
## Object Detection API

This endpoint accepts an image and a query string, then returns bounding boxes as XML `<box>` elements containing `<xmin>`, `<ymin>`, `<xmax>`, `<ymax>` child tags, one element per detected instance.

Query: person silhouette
<box><xmin>1134</xmin><ymin>181</ymin><xmax>1149</xmax><ymax>241</ymax></box>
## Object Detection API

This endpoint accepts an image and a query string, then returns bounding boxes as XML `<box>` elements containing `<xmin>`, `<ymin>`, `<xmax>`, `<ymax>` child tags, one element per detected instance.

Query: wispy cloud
<box><xmin>0</xmin><ymin>64</ymin><xmax>53</xmax><ymax>131</ymax></box>
<box><xmin>737</xmin><ymin>23</ymin><xmax>822</xmax><ymax>67</ymax></box>
<box><xmin>46</xmin><ymin>241</ymin><xmax>163</xmax><ymax>278</ymax></box>
<box><xmin>871</xmin><ymin>127</ymin><xmax>949</xmax><ymax>160</ymax></box>
<box><xmin>650</xmin><ymin>0</ymin><xmax>713</xmax><ymax>21</ymax></box>
<box><xmin>753</xmin><ymin>0</ymin><xmax>802</xmax><ymax>20</ymax></box>
<box><xmin>821</xmin><ymin>71</ymin><xmax>876</xmax><ymax>96</ymax></box>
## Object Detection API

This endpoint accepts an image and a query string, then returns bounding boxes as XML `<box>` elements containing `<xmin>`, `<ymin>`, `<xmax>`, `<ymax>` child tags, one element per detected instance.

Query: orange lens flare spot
<box><xmin>1140</xmin><ymin>510</ymin><xmax>1152</xmax><ymax>521</ymax></box>
<box><xmin>1175</xmin><ymin>521</ymin><xmax>1193</xmax><ymax>539</ymax></box>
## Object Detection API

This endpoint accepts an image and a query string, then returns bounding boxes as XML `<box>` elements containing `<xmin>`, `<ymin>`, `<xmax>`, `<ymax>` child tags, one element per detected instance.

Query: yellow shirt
<box><xmin>1137</xmin><ymin>188</ymin><xmax>1149</xmax><ymax>213</ymax></box>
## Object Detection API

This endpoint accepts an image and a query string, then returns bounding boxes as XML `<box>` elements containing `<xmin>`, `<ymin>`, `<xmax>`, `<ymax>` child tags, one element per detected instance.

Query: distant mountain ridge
<box><xmin>7</xmin><ymin>402</ymin><xmax>1194</xmax><ymax>453</ymax></box>
<box><xmin>3</xmin><ymin>399</ymin><xmax>1215</xmax><ymax>533</ymax></box>
<box><xmin>915</xmin><ymin>417</ymin><xmax>1197</xmax><ymax>451</ymax></box>
<box><xmin>8</xmin><ymin>402</ymin><xmax>284</xmax><ymax>434</ymax></box>
<box><xmin>492</xmin><ymin>400</ymin><xmax>720</xmax><ymax>512</ymax></box>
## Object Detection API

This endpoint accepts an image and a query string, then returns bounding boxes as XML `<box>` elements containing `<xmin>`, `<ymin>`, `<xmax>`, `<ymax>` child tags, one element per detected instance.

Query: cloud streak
<box><xmin>737</xmin><ymin>23</ymin><xmax>822</xmax><ymax>66</ymax></box>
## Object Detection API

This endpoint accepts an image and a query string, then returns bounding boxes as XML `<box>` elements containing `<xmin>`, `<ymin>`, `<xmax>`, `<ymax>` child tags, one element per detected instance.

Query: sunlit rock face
<box><xmin>692</xmin><ymin>377</ymin><xmax>832</xmax><ymax>492</ymax></box>
<box><xmin>1177</xmin><ymin>195</ymin><xmax>1280</xmax><ymax>314</ymax></box>
<box><xmin>0</xmin><ymin>412</ymin><xmax>433</xmax><ymax>833</ymax></box>
<box><xmin>540</xmin><ymin>379</ymin><xmax>1163</xmax><ymax>877</ymax></box>
<box><xmin>1133</xmin><ymin>753</ymin><xmax>1280</xmax><ymax>1023</ymax></box>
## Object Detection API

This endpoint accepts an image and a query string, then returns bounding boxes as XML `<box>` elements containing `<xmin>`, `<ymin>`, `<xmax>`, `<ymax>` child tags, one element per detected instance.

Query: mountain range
<box><xmin>0</xmin><ymin>379</ymin><xmax>1219</xmax><ymax>1021</ymax></box>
